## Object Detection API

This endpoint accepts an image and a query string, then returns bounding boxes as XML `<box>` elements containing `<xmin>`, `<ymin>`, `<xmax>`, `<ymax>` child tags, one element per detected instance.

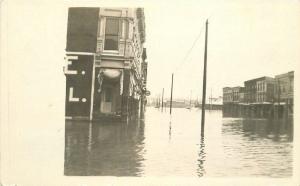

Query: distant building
<box><xmin>274</xmin><ymin>71</ymin><xmax>294</xmax><ymax>114</ymax></box>
<box><xmin>223</xmin><ymin>87</ymin><xmax>243</xmax><ymax>104</ymax></box>
<box><xmin>223</xmin><ymin>87</ymin><xmax>233</xmax><ymax>104</ymax></box>
<box><xmin>244</xmin><ymin>76</ymin><xmax>274</xmax><ymax>104</ymax></box>
<box><xmin>244</xmin><ymin>78</ymin><xmax>258</xmax><ymax>103</ymax></box>
<box><xmin>222</xmin><ymin>72</ymin><xmax>294</xmax><ymax>118</ymax></box>
<box><xmin>223</xmin><ymin>87</ymin><xmax>242</xmax><ymax>116</ymax></box>
<box><xmin>232</xmin><ymin>87</ymin><xmax>244</xmax><ymax>103</ymax></box>
<box><xmin>64</xmin><ymin>7</ymin><xmax>148</xmax><ymax>120</ymax></box>
<box><xmin>238</xmin><ymin>91</ymin><xmax>245</xmax><ymax>103</ymax></box>
<box><xmin>255</xmin><ymin>77</ymin><xmax>275</xmax><ymax>103</ymax></box>
<box><xmin>165</xmin><ymin>100</ymin><xmax>187</xmax><ymax>108</ymax></box>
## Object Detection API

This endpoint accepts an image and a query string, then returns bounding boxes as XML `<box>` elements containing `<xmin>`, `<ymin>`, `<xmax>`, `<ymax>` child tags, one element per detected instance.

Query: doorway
<box><xmin>101</xmin><ymin>87</ymin><xmax>113</xmax><ymax>114</ymax></box>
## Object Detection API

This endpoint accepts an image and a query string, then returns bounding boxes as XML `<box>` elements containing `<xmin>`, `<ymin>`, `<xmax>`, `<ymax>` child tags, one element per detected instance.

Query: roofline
<box><xmin>244</xmin><ymin>76</ymin><xmax>273</xmax><ymax>83</ymax></box>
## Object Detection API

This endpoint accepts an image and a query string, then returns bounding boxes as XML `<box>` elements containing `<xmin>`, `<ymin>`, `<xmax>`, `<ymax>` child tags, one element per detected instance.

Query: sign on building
<box><xmin>65</xmin><ymin>54</ymin><xmax>94</xmax><ymax>117</ymax></box>
<box><xmin>65</xmin><ymin>8</ymin><xmax>99</xmax><ymax>118</ymax></box>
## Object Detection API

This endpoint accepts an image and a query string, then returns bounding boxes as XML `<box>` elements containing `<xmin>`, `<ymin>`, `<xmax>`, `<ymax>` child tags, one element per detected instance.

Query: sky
<box><xmin>144</xmin><ymin>1</ymin><xmax>300</xmax><ymax>101</ymax></box>
<box><xmin>1</xmin><ymin>0</ymin><xmax>299</xmax><ymax>103</ymax></box>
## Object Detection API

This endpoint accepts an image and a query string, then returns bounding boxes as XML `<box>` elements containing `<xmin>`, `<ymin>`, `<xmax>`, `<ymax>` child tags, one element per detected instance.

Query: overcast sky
<box><xmin>144</xmin><ymin>1</ymin><xmax>300</xmax><ymax>100</ymax></box>
<box><xmin>2</xmin><ymin>0</ymin><xmax>299</xmax><ymax>103</ymax></box>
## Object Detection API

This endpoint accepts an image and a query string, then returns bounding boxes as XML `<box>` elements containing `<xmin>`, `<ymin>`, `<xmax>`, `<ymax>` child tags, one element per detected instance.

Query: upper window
<box><xmin>104</xmin><ymin>18</ymin><xmax>119</xmax><ymax>50</ymax></box>
<box><xmin>124</xmin><ymin>20</ymin><xmax>129</xmax><ymax>39</ymax></box>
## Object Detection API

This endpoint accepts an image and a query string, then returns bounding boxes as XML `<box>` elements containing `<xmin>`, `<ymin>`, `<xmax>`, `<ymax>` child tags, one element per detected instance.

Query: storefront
<box><xmin>93</xmin><ymin>68</ymin><xmax>123</xmax><ymax>118</ymax></box>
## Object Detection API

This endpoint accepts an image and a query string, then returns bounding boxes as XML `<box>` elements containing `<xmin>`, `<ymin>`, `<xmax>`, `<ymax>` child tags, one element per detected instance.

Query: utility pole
<box><xmin>201</xmin><ymin>19</ymin><xmax>208</xmax><ymax>137</ymax></box>
<box><xmin>189</xmin><ymin>90</ymin><xmax>192</xmax><ymax>108</ymax></box>
<box><xmin>161</xmin><ymin>88</ymin><xmax>164</xmax><ymax>111</ymax></box>
<box><xmin>277</xmin><ymin>79</ymin><xmax>281</xmax><ymax>118</ymax></box>
<box><xmin>170</xmin><ymin>73</ymin><xmax>174</xmax><ymax>115</ymax></box>
<box><xmin>158</xmin><ymin>96</ymin><xmax>161</xmax><ymax>108</ymax></box>
<box><xmin>210</xmin><ymin>88</ymin><xmax>212</xmax><ymax>110</ymax></box>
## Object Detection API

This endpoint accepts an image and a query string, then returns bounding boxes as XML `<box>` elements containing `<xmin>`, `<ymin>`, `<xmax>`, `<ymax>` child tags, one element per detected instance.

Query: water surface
<box><xmin>64</xmin><ymin>107</ymin><xmax>293</xmax><ymax>177</ymax></box>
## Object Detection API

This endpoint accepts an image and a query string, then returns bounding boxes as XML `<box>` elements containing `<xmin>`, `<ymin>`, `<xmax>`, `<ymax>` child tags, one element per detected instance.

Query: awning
<box><xmin>103</xmin><ymin>69</ymin><xmax>121</xmax><ymax>79</ymax></box>
<box><xmin>97</xmin><ymin>69</ymin><xmax>123</xmax><ymax>94</ymax></box>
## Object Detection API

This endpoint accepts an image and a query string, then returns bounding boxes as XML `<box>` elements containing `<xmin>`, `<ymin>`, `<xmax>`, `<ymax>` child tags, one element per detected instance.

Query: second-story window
<box><xmin>124</xmin><ymin>20</ymin><xmax>129</xmax><ymax>39</ymax></box>
<box><xmin>104</xmin><ymin>18</ymin><xmax>119</xmax><ymax>50</ymax></box>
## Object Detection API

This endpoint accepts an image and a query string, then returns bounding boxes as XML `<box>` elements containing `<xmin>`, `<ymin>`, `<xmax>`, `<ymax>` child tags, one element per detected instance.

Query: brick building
<box><xmin>64</xmin><ymin>7</ymin><xmax>148</xmax><ymax>121</ymax></box>
<box><xmin>274</xmin><ymin>71</ymin><xmax>294</xmax><ymax>116</ymax></box>
<box><xmin>244</xmin><ymin>76</ymin><xmax>274</xmax><ymax>104</ymax></box>
<box><xmin>223</xmin><ymin>87</ymin><xmax>233</xmax><ymax>104</ymax></box>
<box><xmin>255</xmin><ymin>77</ymin><xmax>275</xmax><ymax>103</ymax></box>
<box><xmin>222</xmin><ymin>72</ymin><xmax>293</xmax><ymax>118</ymax></box>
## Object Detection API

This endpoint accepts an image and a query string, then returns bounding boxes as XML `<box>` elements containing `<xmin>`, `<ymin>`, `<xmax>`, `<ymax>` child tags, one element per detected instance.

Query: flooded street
<box><xmin>64</xmin><ymin>107</ymin><xmax>293</xmax><ymax>177</ymax></box>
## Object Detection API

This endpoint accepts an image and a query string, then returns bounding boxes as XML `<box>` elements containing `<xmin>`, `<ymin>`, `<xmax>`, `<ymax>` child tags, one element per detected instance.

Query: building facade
<box><xmin>238</xmin><ymin>91</ymin><xmax>245</xmax><ymax>103</ymax></box>
<box><xmin>64</xmin><ymin>7</ymin><xmax>148</xmax><ymax>121</ymax></box>
<box><xmin>222</xmin><ymin>72</ymin><xmax>294</xmax><ymax>118</ymax></box>
<box><xmin>223</xmin><ymin>87</ymin><xmax>233</xmax><ymax>104</ymax></box>
<box><xmin>232</xmin><ymin>87</ymin><xmax>243</xmax><ymax>103</ymax></box>
<box><xmin>255</xmin><ymin>77</ymin><xmax>275</xmax><ymax>103</ymax></box>
<box><xmin>274</xmin><ymin>71</ymin><xmax>294</xmax><ymax>103</ymax></box>
<box><xmin>223</xmin><ymin>87</ymin><xmax>244</xmax><ymax>116</ymax></box>
<box><xmin>274</xmin><ymin>71</ymin><xmax>294</xmax><ymax>116</ymax></box>
<box><xmin>223</xmin><ymin>87</ymin><xmax>244</xmax><ymax>104</ymax></box>
<box><xmin>244</xmin><ymin>78</ymin><xmax>258</xmax><ymax>103</ymax></box>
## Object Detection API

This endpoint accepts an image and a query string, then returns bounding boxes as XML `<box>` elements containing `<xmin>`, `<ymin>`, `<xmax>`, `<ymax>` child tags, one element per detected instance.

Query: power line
<box><xmin>162</xmin><ymin>16</ymin><xmax>215</xmax><ymax>100</ymax></box>
<box><xmin>174</xmin><ymin>22</ymin><xmax>206</xmax><ymax>73</ymax></box>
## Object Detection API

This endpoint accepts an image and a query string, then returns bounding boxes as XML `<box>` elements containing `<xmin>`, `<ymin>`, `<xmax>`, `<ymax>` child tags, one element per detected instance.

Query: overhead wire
<box><xmin>162</xmin><ymin>14</ymin><xmax>215</xmax><ymax>100</ymax></box>
<box><xmin>174</xmin><ymin>21</ymin><xmax>206</xmax><ymax>74</ymax></box>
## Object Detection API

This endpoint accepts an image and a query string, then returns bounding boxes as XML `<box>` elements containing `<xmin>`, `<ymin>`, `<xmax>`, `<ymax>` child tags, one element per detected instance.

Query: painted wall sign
<box><xmin>65</xmin><ymin>54</ymin><xmax>94</xmax><ymax>117</ymax></box>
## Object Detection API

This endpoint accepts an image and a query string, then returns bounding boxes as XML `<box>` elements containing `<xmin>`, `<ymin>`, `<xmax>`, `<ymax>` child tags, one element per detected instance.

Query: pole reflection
<box><xmin>197</xmin><ymin>137</ymin><xmax>206</xmax><ymax>177</ymax></box>
<box><xmin>169</xmin><ymin>116</ymin><xmax>172</xmax><ymax>141</ymax></box>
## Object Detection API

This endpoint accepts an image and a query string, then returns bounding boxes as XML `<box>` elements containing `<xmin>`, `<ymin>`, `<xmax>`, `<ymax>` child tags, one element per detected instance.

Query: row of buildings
<box><xmin>64</xmin><ymin>8</ymin><xmax>148</xmax><ymax>121</ymax></box>
<box><xmin>223</xmin><ymin>71</ymin><xmax>294</xmax><ymax>118</ymax></box>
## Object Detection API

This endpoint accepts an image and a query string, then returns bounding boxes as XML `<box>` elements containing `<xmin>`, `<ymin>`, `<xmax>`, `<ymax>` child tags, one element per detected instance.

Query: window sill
<box><xmin>103</xmin><ymin>50</ymin><xmax>119</xmax><ymax>54</ymax></box>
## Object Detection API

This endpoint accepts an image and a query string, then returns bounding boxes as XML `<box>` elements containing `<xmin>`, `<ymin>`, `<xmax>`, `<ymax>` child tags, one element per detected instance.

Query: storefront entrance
<box><xmin>93</xmin><ymin>68</ymin><xmax>123</xmax><ymax>118</ymax></box>
<box><xmin>101</xmin><ymin>86</ymin><xmax>114</xmax><ymax>114</ymax></box>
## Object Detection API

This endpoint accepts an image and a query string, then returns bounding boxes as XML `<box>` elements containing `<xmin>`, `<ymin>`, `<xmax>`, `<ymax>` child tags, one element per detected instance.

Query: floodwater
<box><xmin>64</xmin><ymin>107</ymin><xmax>293</xmax><ymax>177</ymax></box>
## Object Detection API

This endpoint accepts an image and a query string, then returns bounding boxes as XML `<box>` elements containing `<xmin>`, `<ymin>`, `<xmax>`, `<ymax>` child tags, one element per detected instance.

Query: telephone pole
<box><xmin>201</xmin><ymin>19</ymin><xmax>209</xmax><ymax>137</ymax></box>
<box><xmin>170</xmin><ymin>73</ymin><xmax>174</xmax><ymax>115</ymax></box>
<box><xmin>161</xmin><ymin>88</ymin><xmax>164</xmax><ymax>111</ymax></box>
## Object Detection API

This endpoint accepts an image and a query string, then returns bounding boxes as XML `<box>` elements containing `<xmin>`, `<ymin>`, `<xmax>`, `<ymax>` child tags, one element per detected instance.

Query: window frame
<box><xmin>104</xmin><ymin>17</ymin><xmax>120</xmax><ymax>52</ymax></box>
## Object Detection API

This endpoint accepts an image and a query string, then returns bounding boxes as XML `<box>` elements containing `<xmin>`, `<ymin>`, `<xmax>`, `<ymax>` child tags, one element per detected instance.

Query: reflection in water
<box><xmin>197</xmin><ymin>137</ymin><xmax>206</xmax><ymax>177</ymax></box>
<box><xmin>222</xmin><ymin>118</ymin><xmax>293</xmax><ymax>142</ymax></box>
<box><xmin>241</xmin><ymin>118</ymin><xmax>293</xmax><ymax>142</ymax></box>
<box><xmin>64</xmin><ymin>119</ymin><xmax>145</xmax><ymax>176</ymax></box>
<box><xmin>221</xmin><ymin>118</ymin><xmax>293</xmax><ymax>177</ymax></box>
<box><xmin>64</xmin><ymin>108</ymin><xmax>293</xmax><ymax>177</ymax></box>
<box><xmin>168</xmin><ymin>119</ymin><xmax>172</xmax><ymax>141</ymax></box>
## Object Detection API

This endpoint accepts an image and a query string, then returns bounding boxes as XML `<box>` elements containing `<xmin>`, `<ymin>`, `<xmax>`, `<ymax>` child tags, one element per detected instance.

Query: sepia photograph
<box><xmin>1</xmin><ymin>0</ymin><xmax>300</xmax><ymax>185</ymax></box>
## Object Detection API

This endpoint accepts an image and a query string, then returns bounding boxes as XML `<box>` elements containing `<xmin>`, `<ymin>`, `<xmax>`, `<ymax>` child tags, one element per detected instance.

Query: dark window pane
<box><xmin>104</xmin><ymin>35</ymin><xmax>118</xmax><ymax>50</ymax></box>
<box><xmin>105</xmin><ymin>18</ymin><xmax>119</xmax><ymax>50</ymax></box>
<box><xmin>105</xmin><ymin>18</ymin><xmax>119</xmax><ymax>35</ymax></box>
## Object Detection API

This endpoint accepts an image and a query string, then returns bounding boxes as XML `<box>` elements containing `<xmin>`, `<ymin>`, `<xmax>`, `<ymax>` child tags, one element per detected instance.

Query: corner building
<box><xmin>64</xmin><ymin>8</ymin><xmax>147</xmax><ymax>121</ymax></box>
